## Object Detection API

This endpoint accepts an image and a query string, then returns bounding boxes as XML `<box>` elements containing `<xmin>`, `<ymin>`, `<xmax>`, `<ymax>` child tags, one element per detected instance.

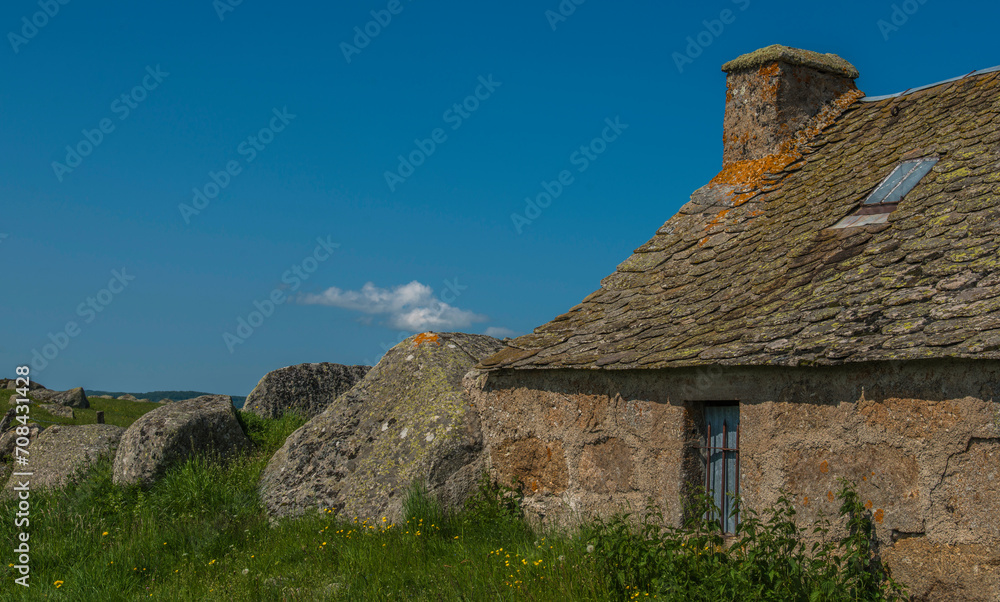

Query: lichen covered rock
<box><xmin>2</xmin><ymin>379</ymin><xmax>46</xmax><ymax>391</ymax></box>
<box><xmin>259</xmin><ymin>332</ymin><xmax>503</xmax><ymax>521</ymax></box>
<box><xmin>27</xmin><ymin>387</ymin><xmax>89</xmax><ymax>408</ymax></box>
<box><xmin>0</xmin><ymin>424</ymin><xmax>41</xmax><ymax>461</ymax></box>
<box><xmin>112</xmin><ymin>395</ymin><xmax>248</xmax><ymax>487</ymax></box>
<box><xmin>244</xmin><ymin>362</ymin><xmax>370</xmax><ymax>419</ymax></box>
<box><xmin>39</xmin><ymin>403</ymin><xmax>74</xmax><ymax>418</ymax></box>
<box><xmin>3</xmin><ymin>424</ymin><xmax>123</xmax><ymax>492</ymax></box>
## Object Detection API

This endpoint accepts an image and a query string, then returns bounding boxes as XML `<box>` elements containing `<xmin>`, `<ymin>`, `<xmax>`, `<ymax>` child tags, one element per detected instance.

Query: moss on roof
<box><xmin>722</xmin><ymin>44</ymin><xmax>859</xmax><ymax>79</ymax></box>
<box><xmin>481</xmin><ymin>68</ymin><xmax>1000</xmax><ymax>372</ymax></box>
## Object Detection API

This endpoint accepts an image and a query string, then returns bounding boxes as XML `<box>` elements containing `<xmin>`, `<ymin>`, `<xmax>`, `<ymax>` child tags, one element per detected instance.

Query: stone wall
<box><xmin>466</xmin><ymin>359</ymin><xmax>1000</xmax><ymax>601</ymax></box>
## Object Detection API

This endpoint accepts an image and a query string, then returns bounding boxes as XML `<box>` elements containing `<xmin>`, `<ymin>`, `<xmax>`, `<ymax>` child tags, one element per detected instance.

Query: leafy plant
<box><xmin>587</xmin><ymin>480</ymin><xmax>909</xmax><ymax>601</ymax></box>
<box><xmin>461</xmin><ymin>473</ymin><xmax>525</xmax><ymax>532</ymax></box>
<box><xmin>0</xmin><ymin>408</ymin><xmax>909</xmax><ymax>601</ymax></box>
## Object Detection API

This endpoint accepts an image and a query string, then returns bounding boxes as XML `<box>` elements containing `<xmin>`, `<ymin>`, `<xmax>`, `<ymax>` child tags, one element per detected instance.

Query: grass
<box><xmin>0</xmin><ymin>407</ymin><xmax>908</xmax><ymax>601</ymax></box>
<box><xmin>0</xmin><ymin>389</ymin><xmax>162</xmax><ymax>429</ymax></box>
<box><xmin>0</xmin><ymin>411</ymin><xmax>610</xmax><ymax>601</ymax></box>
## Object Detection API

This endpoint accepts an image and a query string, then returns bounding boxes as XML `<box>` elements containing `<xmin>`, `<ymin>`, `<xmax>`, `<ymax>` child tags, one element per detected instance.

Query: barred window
<box><xmin>700</xmin><ymin>404</ymin><xmax>740</xmax><ymax>534</ymax></box>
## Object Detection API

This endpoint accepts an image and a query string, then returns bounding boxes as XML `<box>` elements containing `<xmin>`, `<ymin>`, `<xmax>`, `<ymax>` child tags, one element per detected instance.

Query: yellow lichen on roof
<box><xmin>702</xmin><ymin>208</ymin><xmax>733</xmax><ymax>235</ymax></box>
<box><xmin>792</xmin><ymin>88</ymin><xmax>865</xmax><ymax>144</ymax></box>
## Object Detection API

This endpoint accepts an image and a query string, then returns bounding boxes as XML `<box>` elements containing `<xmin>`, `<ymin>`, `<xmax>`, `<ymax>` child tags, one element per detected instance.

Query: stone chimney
<box><xmin>721</xmin><ymin>44</ymin><xmax>859</xmax><ymax>165</ymax></box>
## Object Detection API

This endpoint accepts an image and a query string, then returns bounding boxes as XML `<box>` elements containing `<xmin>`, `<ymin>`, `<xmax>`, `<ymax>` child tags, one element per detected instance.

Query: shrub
<box><xmin>587</xmin><ymin>479</ymin><xmax>908</xmax><ymax>601</ymax></box>
<box><xmin>461</xmin><ymin>473</ymin><xmax>526</xmax><ymax>533</ymax></box>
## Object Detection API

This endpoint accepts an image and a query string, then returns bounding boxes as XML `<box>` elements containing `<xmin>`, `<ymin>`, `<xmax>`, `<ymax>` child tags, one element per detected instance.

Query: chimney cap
<box><xmin>722</xmin><ymin>44</ymin><xmax>859</xmax><ymax>79</ymax></box>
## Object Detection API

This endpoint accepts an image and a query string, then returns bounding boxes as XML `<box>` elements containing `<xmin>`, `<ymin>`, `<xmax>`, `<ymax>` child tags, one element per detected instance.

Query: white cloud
<box><xmin>484</xmin><ymin>326</ymin><xmax>518</xmax><ymax>338</ymax></box>
<box><xmin>299</xmin><ymin>281</ymin><xmax>488</xmax><ymax>332</ymax></box>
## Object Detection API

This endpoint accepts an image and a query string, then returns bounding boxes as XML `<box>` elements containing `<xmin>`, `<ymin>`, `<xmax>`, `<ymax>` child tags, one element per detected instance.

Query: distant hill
<box><xmin>87</xmin><ymin>390</ymin><xmax>248</xmax><ymax>408</ymax></box>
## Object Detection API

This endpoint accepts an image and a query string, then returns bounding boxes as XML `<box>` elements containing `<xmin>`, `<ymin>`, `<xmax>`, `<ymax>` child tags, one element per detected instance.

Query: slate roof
<box><xmin>482</xmin><ymin>66</ymin><xmax>1000</xmax><ymax>371</ymax></box>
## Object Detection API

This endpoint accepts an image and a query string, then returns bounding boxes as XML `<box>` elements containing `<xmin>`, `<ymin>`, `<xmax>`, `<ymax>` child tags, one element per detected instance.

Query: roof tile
<box><xmin>482</xmin><ymin>68</ymin><xmax>1000</xmax><ymax>371</ymax></box>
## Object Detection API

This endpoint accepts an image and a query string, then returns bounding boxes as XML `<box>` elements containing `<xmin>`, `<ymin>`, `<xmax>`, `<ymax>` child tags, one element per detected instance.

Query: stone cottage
<box><xmin>469</xmin><ymin>45</ymin><xmax>1000</xmax><ymax>600</ymax></box>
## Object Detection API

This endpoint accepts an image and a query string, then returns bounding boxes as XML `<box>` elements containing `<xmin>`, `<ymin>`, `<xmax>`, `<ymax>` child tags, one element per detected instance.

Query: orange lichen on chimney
<box><xmin>700</xmin><ymin>151</ymin><xmax>798</xmax><ymax>235</ymax></box>
<box><xmin>758</xmin><ymin>62</ymin><xmax>781</xmax><ymax>102</ymax></box>
<box><xmin>711</xmin><ymin>153</ymin><xmax>800</xmax><ymax>187</ymax></box>
<box><xmin>702</xmin><ymin>86</ymin><xmax>864</xmax><ymax>233</ymax></box>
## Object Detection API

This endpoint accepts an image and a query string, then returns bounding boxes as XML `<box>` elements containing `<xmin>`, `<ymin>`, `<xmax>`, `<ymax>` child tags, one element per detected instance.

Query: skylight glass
<box><xmin>863</xmin><ymin>157</ymin><xmax>938</xmax><ymax>205</ymax></box>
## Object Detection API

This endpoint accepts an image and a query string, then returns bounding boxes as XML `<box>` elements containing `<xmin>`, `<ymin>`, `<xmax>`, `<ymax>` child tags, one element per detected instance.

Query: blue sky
<box><xmin>1</xmin><ymin>0</ymin><xmax>996</xmax><ymax>395</ymax></box>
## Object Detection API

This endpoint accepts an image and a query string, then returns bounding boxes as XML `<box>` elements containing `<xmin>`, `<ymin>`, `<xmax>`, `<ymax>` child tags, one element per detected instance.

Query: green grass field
<box><xmin>0</xmin><ymin>411</ymin><xmax>614</xmax><ymax>601</ymax></box>
<box><xmin>0</xmin><ymin>389</ymin><xmax>163</xmax><ymax>429</ymax></box>
<box><xmin>0</xmin><ymin>400</ymin><xmax>907</xmax><ymax>601</ymax></box>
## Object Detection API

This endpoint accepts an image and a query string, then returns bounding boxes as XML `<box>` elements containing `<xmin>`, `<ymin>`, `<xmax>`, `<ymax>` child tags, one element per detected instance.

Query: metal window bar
<box><xmin>696</xmin><ymin>412</ymin><xmax>740</xmax><ymax>534</ymax></box>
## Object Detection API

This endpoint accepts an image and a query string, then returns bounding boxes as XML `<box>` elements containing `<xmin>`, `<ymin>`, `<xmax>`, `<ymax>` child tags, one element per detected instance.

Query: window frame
<box><xmin>863</xmin><ymin>157</ymin><xmax>939</xmax><ymax>206</ymax></box>
<box><xmin>829</xmin><ymin>155</ymin><xmax>939</xmax><ymax>229</ymax></box>
<box><xmin>695</xmin><ymin>402</ymin><xmax>741</xmax><ymax>535</ymax></box>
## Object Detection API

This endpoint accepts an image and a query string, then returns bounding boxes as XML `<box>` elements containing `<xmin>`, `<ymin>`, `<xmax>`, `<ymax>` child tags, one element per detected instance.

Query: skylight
<box><xmin>829</xmin><ymin>156</ymin><xmax>938</xmax><ymax>229</ymax></box>
<box><xmin>863</xmin><ymin>157</ymin><xmax>938</xmax><ymax>205</ymax></box>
